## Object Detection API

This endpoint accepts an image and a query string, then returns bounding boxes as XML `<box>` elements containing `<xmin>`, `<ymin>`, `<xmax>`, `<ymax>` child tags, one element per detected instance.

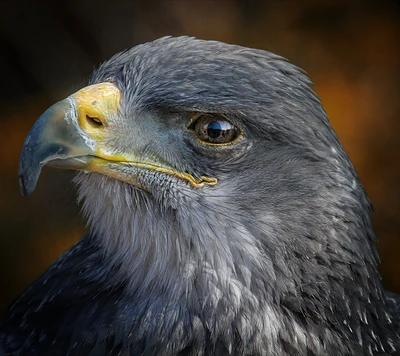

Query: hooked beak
<box><xmin>19</xmin><ymin>83</ymin><xmax>121</xmax><ymax>196</ymax></box>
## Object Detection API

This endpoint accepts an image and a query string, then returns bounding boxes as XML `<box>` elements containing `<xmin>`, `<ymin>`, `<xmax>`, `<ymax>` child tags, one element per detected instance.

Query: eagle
<box><xmin>1</xmin><ymin>36</ymin><xmax>399</xmax><ymax>355</ymax></box>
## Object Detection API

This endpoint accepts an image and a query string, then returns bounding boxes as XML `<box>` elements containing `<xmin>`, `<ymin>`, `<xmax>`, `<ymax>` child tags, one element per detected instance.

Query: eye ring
<box><xmin>189</xmin><ymin>114</ymin><xmax>242</xmax><ymax>146</ymax></box>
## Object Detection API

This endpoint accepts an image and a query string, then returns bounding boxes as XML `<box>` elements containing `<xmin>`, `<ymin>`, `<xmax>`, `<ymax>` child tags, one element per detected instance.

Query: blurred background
<box><xmin>0</xmin><ymin>0</ymin><xmax>399</xmax><ymax>314</ymax></box>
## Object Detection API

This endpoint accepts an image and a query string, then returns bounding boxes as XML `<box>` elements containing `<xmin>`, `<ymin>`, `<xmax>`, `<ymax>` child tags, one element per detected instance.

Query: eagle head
<box><xmin>17</xmin><ymin>37</ymin><xmax>399</xmax><ymax>355</ymax></box>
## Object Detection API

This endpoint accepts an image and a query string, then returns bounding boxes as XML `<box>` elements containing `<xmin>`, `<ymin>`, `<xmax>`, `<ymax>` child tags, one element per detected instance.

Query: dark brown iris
<box><xmin>192</xmin><ymin>115</ymin><xmax>239</xmax><ymax>144</ymax></box>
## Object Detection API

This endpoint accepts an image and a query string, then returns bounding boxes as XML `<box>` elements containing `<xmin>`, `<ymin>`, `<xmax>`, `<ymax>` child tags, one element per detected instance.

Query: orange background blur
<box><xmin>0</xmin><ymin>0</ymin><xmax>399</xmax><ymax>314</ymax></box>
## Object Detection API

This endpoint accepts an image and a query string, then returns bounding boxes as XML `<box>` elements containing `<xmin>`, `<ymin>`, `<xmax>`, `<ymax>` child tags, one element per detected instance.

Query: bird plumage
<box><xmin>1</xmin><ymin>36</ymin><xmax>399</xmax><ymax>355</ymax></box>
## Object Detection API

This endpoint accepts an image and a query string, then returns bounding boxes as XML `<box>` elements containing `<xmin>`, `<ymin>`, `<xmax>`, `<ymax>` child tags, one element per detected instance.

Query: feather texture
<box><xmin>1</xmin><ymin>37</ymin><xmax>399</xmax><ymax>355</ymax></box>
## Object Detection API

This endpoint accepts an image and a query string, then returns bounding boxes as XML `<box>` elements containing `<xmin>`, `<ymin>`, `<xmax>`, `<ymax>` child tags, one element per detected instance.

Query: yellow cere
<box><xmin>72</xmin><ymin>83</ymin><xmax>121</xmax><ymax>141</ymax></box>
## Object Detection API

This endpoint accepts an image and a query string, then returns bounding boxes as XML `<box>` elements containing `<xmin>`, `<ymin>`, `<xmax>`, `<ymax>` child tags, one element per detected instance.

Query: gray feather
<box><xmin>1</xmin><ymin>36</ymin><xmax>399</xmax><ymax>355</ymax></box>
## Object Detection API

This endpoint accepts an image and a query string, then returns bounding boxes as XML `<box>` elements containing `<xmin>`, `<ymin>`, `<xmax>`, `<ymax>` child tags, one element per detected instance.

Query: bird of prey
<box><xmin>1</xmin><ymin>36</ymin><xmax>399</xmax><ymax>355</ymax></box>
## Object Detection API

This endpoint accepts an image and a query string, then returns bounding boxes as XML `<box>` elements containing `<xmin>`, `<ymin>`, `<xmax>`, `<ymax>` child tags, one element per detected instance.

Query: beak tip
<box><xmin>18</xmin><ymin>158</ymin><xmax>40</xmax><ymax>196</ymax></box>
<box><xmin>18</xmin><ymin>174</ymin><xmax>34</xmax><ymax>197</ymax></box>
<box><xmin>19</xmin><ymin>177</ymin><xmax>28</xmax><ymax>196</ymax></box>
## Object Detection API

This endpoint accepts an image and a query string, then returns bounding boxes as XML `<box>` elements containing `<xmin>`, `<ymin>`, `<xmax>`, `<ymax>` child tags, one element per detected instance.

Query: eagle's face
<box><xmin>20</xmin><ymin>37</ymin><xmax>372</xmax><ymax>280</ymax></box>
<box><xmin>17</xmin><ymin>37</ymin><xmax>398</xmax><ymax>355</ymax></box>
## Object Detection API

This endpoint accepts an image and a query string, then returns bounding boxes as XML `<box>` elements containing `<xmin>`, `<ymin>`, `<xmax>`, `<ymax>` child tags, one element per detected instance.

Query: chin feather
<box><xmin>73</xmin><ymin>172</ymin><xmax>161</xmax><ymax>284</ymax></box>
<box><xmin>72</xmin><ymin>171</ymin><xmax>266</xmax><ymax>305</ymax></box>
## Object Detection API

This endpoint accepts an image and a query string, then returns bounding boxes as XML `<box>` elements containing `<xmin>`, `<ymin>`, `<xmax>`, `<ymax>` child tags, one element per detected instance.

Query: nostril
<box><xmin>86</xmin><ymin>115</ymin><xmax>104</xmax><ymax>128</ymax></box>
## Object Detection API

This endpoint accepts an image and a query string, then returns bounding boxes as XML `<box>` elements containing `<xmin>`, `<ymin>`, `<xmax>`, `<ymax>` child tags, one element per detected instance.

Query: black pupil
<box><xmin>204</xmin><ymin>121</ymin><xmax>224</xmax><ymax>138</ymax></box>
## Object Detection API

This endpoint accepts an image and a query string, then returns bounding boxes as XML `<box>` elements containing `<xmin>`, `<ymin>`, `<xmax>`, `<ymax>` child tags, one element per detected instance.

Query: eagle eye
<box><xmin>191</xmin><ymin>114</ymin><xmax>239</xmax><ymax>145</ymax></box>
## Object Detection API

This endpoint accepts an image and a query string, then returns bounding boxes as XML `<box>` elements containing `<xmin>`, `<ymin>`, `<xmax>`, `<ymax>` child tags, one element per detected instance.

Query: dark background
<box><xmin>0</xmin><ymin>0</ymin><xmax>399</xmax><ymax>314</ymax></box>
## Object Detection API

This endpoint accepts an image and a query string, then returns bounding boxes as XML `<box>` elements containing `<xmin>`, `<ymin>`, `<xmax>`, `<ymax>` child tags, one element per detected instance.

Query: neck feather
<box><xmin>74</xmin><ymin>172</ymin><xmax>398</xmax><ymax>354</ymax></box>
